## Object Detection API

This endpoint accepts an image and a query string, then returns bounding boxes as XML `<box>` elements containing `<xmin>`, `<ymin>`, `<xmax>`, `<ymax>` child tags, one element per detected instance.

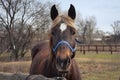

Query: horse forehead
<box><xmin>52</xmin><ymin>16</ymin><xmax>75</xmax><ymax>28</ymax></box>
<box><xmin>59</xmin><ymin>23</ymin><xmax>67</xmax><ymax>32</ymax></box>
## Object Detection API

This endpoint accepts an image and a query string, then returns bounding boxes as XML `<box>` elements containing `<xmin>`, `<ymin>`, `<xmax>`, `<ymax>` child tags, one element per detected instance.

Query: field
<box><xmin>76</xmin><ymin>52</ymin><xmax>120</xmax><ymax>80</ymax></box>
<box><xmin>0</xmin><ymin>52</ymin><xmax>120</xmax><ymax>80</ymax></box>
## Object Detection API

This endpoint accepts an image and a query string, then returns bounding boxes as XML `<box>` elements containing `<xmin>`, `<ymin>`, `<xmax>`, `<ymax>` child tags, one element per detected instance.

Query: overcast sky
<box><xmin>40</xmin><ymin>0</ymin><xmax>120</xmax><ymax>32</ymax></box>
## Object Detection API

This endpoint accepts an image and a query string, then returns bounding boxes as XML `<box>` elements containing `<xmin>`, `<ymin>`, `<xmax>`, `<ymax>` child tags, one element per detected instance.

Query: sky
<box><xmin>40</xmin><ymin>0</ymin><xmax>120</xmax><ymax>32</ymax></box>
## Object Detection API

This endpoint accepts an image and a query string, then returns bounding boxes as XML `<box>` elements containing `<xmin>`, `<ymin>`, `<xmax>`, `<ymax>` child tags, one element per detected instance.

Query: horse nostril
<box><xmin>57</xmin><ymin>57</ymin><xmax>60</xmax><ymax>63</ymax></box>
<box><xmin>65</xmin><ymin>57</ymin><xmax>70</xmax><ymax>66</ymax></box>
<box><xmin>67</xmin><ymin>58</ymin><xmax>70</xmax><ymax>64</ymax></box>
<box><xmin>57</xmin><ymin>57</ymin><xmax>71</xmax><ymax>69</ymax></box>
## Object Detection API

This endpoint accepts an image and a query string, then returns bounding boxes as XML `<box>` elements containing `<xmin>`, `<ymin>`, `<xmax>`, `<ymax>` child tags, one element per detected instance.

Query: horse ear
<box><xmin>68</xmin><ymin>4</ymin><xmax>76</xmax><ymax>20</ymax></box>
<box><xmin>50</xmin><ymin>5</ymin><xmax>58</xmax><ymax>20</ymax></box>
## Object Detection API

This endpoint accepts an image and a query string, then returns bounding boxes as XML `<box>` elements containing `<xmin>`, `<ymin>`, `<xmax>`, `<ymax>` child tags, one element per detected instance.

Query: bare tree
<box><xmin>111</xmin><ymin>20</ymin><xmax>120</xmax><ymax>44</ymax></box>
<box><xmin>76</xmin><ymin>13</ymin><xmax>87</xmax><ymax>44</ymax></box>
<box><xmin>0</xmin><ymin>0</ymin><xmax>21</xmax><ymax>60</ymax></box>
<box><xmin>85</xmin><ymin>16</ymin><xmax>96</xmax><ymax>44</ymax></box>
<box><xmin>33</xmin><ymin>2</ymin><xmax>52</xmax><ymax>41</ymax></box>
<box><xmin>0</xmin><ymin>0</ymin><xmax>52</xmax><ymax>60</ymax></box>
<box><xmin>76</xmin><ymin>15</ymin><xmax>96</xmax><ymax>44</ymax></box>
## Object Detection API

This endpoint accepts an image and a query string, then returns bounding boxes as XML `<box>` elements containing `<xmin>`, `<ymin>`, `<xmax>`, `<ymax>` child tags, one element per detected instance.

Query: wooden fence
<box><xmin>76</xmin><ymin>44</ymin><xmax>120</xmax><ymax>54</ymax></box>
<box><xmin>0</xmin><ymin>72</ymin><xmax>66</xmax><ymax>80</ymax></box>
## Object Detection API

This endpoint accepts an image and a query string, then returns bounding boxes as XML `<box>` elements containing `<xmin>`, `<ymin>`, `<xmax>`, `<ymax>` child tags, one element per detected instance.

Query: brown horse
<box><xmin>30</xmin><ymin>4</ymin><xmax>81</xmax><ymax>80</ymax></box>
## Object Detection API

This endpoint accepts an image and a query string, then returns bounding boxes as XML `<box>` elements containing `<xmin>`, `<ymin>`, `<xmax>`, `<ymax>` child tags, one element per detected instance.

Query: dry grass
<box><xmin>76</xmin><ymin>52</ymin><xmax>120</xmax><ymax>80</ymax></box>
<box><xmin>0</xmin><ymin>61</ymin><xmax>31</xmax><ymax>73</ymax></box>
<box><xmin>0</xmin><ymin>52</ymin><xmax>120</xmax><ymax>80</ymax></box>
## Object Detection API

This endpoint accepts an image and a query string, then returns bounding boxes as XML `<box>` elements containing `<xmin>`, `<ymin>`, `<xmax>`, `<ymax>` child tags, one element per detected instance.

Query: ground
<box><xmin>76</xmin><ymin>52</ymin><xmax>120</xmax><ymax>80</ymax></box>
<box><xmin>0</xmin><ymin>52</ymin><xmax>120</xmax><ymax>80</ymax></box>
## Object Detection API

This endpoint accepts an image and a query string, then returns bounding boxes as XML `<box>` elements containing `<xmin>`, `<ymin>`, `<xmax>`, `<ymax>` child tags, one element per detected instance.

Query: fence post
<box><xmin>88</xmin><ymin>45</ymin><xmax>90</xmax><ymax>51</ymax></box>
<box><xmin>110</xmin><ymin>45</ymin><xmax>112</xmax><ymax>54</ymax></box>
<box><xmin>80</xmin><ymin>45</ymin><xmax>82</xmax><ymax>52</ymax></box>
<box><xmin>83</xmin><ymin>45</ymin><xmax>85</xmax><ymax>55</ymax></box>
<box><xmin>102</xmin><ymin>45</ymin><xmax>104</xmax><ymax>51</ymax></box>
<box><xmin>96</xmin><ymin>45</ymin><xmax>98</xmax><ymax>54</ymax></box>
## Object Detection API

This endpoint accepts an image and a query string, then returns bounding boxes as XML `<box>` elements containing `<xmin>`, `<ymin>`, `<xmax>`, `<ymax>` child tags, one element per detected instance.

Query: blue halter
<box><xmin>52</xmin><ymin>40</ymin><xmax>76</xmax><ymax>53</ymax></box>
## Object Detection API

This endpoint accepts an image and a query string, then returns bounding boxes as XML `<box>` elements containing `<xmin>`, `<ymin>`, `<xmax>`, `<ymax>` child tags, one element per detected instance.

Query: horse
<box><xmin>29</xmin><ymin>4</ymin><xmax>81</xmax><ymax>80</ymax></box>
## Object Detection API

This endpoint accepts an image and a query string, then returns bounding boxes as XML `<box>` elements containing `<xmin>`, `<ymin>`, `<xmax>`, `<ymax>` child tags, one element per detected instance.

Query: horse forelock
<box><xmin>52</xmin><ymin>15</ymin><xmax>75</xmax><ymax>28</ymax></box>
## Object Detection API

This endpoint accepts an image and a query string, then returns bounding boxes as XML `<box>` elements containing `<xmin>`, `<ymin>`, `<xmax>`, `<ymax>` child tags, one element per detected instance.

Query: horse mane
<box><xmin>52</xmin><ymin>15</ymin><xmax>75</xmax><ymax>28</ymax></box>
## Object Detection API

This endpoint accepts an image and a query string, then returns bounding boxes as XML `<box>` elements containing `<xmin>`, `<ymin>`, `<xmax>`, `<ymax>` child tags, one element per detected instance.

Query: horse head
<box><xmin>50</xmin><ymin>4</ymin><xmax>76</xmax><ymax>73</ymax></box>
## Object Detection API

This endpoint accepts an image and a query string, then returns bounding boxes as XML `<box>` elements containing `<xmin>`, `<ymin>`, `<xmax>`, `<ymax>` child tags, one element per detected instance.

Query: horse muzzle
<box><xmin>53</xmin><ymin>40</ymin><xmax>75</xmax><ymax>72</ymax></box>
<box><xmin>56</xmin><ymin>56</ymin><xmax>71</xmax><ymax>72</ymax></box>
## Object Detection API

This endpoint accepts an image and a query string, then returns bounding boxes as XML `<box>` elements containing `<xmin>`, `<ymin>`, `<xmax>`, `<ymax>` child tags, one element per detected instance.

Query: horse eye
<box><xmin>51</xmin><ymin>30</ymin><xmax>55</xmax><ymax>36</ymax></box>
<box><xmin>70</xmin><ymin>29</ymin><xmax>76</xmax><ymax>35</ymax></box>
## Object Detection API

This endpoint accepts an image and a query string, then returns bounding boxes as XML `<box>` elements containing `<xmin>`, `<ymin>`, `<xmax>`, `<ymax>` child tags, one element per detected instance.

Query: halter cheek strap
<box><xmin>52</xmin><ymin>40</ymin><xmax>76</xmax><ymax>53</ymax></box>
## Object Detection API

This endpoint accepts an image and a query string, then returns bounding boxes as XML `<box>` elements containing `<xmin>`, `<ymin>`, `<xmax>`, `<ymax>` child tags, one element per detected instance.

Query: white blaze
<box><xmin>60</xmin><ymin>23</ymin><xmax>67</xmax><ymax>32</ymax></box>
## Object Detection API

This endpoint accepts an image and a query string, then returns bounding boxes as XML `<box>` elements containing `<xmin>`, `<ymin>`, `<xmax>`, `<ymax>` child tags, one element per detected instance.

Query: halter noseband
<box><xmin>52</xmin><ymin>40</ymin><xmax>76</xmax><ymax>53</ymax></box>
